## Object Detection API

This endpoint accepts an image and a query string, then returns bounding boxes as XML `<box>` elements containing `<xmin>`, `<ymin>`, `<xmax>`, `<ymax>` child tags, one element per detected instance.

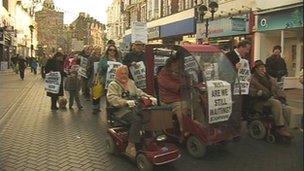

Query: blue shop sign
<box><xmin>258</xmin><ymin>6</ymin><xmax>303</xmax><ymax>31</ymax></box>
<box><xmin>196</xmin><ymin>14</ymin><xmax>249</xmax><ymax>39</ymax></box>
<box><xmin>160</xmin><ymin>18</ymin><xmax>195</xmax><ymax>38</ymax></box>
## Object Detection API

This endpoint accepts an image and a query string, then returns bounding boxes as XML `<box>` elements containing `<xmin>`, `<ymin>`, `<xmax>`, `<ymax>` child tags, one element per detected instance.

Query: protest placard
<box><xmin>78</xmin><ymin>56</ymin><xmax>88</xmax><ymax>78</ymax></box>
<box><xmin>204</xmin><ymin>63</ymin><xmax>219</xmax><ymax>81</ymax></box>
<box><xmin>129</xmin><ymin>61</ymin><xmax>146</xmax><ymax>89</ymax></box>
<box><xmin>207</xmin><ymin>80</ymin><xmax>232</xmax><ymax>124</ymax></box>
<box><xmin>45</xmin><ymin>72</ymin><xmax>61</xmax><ymax>94</ymax></box>
<box><xmin>185</xmin><ymin>56</ymin><xmax>200</xmax><ymax>82</ymax></box>
<box><xmin>106</xmin><ymin>61</ymin><xmax>123</xmax><ymax>88</ymax></box>
<box><xmin>233</xmin><ymin>59</ymin><xmax>251</xmax><ymax>95</ymax></box>
<box><xmin>153</xmin><ymin>55</ymin><xmax>169</xmax><ymax>75</ymax></box>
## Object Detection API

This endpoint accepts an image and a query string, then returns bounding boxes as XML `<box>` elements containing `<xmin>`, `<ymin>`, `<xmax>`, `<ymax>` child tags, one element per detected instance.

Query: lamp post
<box><xmin>195</xmin><ymin>0</ymin><xmax>219</xmax><ymax>42</ymax></box>
<box><xmin>29</xmin><ymin>25</ymin><xmax>34</xmax><ymax>58</ymax></box>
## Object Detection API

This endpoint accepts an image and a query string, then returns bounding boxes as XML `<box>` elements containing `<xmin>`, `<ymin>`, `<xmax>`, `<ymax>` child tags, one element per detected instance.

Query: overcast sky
<box><xmin>52</xmin><ymin>0</ymin><xmax>113</xmax><ymax>24</ymax></box>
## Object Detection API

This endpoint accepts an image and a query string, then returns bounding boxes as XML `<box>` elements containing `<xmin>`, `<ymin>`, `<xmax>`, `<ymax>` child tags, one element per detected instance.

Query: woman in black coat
<box><xmin>45</xmin><ymin>52</ymin><xmax>66</xmax><ymax>110</ymax></box>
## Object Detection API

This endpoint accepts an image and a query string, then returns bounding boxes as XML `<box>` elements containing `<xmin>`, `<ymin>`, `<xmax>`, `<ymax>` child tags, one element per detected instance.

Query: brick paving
<box><xmin>0</xmin><ymin>72</ymin><xmax>303</xmax><ymax>171</ymax></box>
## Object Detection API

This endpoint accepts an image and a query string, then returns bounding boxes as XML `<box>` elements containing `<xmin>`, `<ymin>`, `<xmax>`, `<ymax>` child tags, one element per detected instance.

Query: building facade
<box><xmin>1</xmin><ymin>0</ymin><xmax>37</xmax><ymax>70</ymax></box>
<box><xmin>70</xmin><ymin>12</ymin><xmax>105</xmax><ymax>51</ymax></box>
<box><xmin>35</xmin><ymin>0</ymin><xmax>64</xmax><ymax>55</ymax></box>
<box><xmin>106</xmin><ymin>0</ymin><xmax>125</xmax><ymax>44</ymax></box>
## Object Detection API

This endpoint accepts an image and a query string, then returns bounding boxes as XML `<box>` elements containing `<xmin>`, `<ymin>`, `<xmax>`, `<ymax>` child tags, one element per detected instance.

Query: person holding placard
<box><xmin>225</xmin><ymin>40</ymin><xmax>252</xmax><ymax>137</ymax></box>
<box><xmin>107</xmin><ymin>65</ymin><xmax>157</xmax><ymax>157</ymax></box>
<box><xmin>122</xmin><ymin>40</ymin><xmax>146</xmax><ymax>67</ymax></box>
<box><xmin>249</xmin><ymin>60</ymin><xmax>293</xmax><ymax>138</ymax></box>
<box><xmin>45</xmin><ymin>51</ymin><xmax>66</xmax><ymax>110</ymax></box>
<box><xmin>79</xmin><ymin>45</ymin><xmax>93</xmax><ymax>100</ymax></box>
<box><xmin>98</xmin><ymin>44</ymin><xmax>122</xmax><ymax>87</ymax></box>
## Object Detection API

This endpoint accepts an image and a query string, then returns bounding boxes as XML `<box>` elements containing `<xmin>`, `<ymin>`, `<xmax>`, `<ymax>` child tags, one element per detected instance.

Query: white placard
<box><xmin>204</xmin><ymin>63</ymin><xmax>219</xmax><ymax>81</ymax></box>
<box><xmin>185</xmin><ymin>56</ymin><xmax>199</xmax><ymax>82</ymax></box>
<box><xmin>106</xmin><ymin>61</ymin><xmax>123</xmax><ymax>88</ymax></box>
<box><xmin>207</xmin><ymin>80</ymin><xmax>232</xmax><ymax>124</ymax></box>
<box><xmin>129</xmin><ymin>61</ymin><xmax>146</xmax><ymax>89</ymax></box>
<box><xmin>78</xmin><ymin>56</ymin><xmax>88</xmax><ymax>78</ymax></box>
<box><xmin>233</xmin><ymin>59</ymin><xmax>251</xmax><ymax>95</ymax></box>
<box><xmin>45</xmin><ymin>72</ymin><xmax>61</xmax><ymax>94</ymax></box>
<box><xmin>154</xmin><ymin>55</ymin><xmax>169</xmax><ymax>75</ymax></box>
<box><xmin>131</xmin><ymin>22</ymin><xmax>148</xmax><ymax>44</ymax></box>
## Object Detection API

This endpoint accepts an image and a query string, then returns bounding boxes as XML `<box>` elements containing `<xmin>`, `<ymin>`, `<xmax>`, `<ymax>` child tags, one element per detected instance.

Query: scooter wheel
<box><xmin>136</xmin><ymin>153</ymin><xmax>153</xmax><ymax>171</ymax></box>
<box><xmin>186</xmin><ymin>136</ymin><xmax>206</xmax><ymax>158</ymax></box>
<box><xmin>266</xmin><ymin>134</ymin><xmax>276</xmax><ymax>144</ymax></box>
<box><xmin>248</xmin><ymin>120</ymin><xmax>266</xmax><ymax>140</ymax></box>
<box><xmin>105</xmin><ymin>136</ymin><xmax>117</xmax><ymax>154</ymax></box>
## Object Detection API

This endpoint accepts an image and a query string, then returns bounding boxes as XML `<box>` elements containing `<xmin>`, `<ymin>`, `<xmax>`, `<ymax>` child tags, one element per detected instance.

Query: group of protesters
<box><xmin>44</xmin><ymin>40</ymin><xmax>146</xmax><ymax>113</ymax></box>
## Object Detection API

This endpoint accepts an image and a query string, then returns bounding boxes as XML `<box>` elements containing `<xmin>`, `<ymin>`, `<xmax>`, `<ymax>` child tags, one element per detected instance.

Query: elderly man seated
<box><xmin>249</xmin><ymin>60</ymin><xmax>293</xmax><ymax>138</ymax></box>
<box><xmin>107</xmin><ymin>65</ymin><xmax>157</xmax><ymax>157</ymax></box>
<box><xmin>158</xmin><ymin>55</ymin><xmax>189</xmax><ymax>140</ymax></box>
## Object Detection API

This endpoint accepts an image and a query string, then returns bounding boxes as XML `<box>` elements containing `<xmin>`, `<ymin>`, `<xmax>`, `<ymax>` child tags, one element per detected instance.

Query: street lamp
<box><xmin>196</xmin><ymin>0</ymin><xmax>219</xmax><ymax>41</ymax></box>
<box><xmin>29</xmin><ymin>25</ymin><xmax>34</xmax><ymax>58</ymax></box>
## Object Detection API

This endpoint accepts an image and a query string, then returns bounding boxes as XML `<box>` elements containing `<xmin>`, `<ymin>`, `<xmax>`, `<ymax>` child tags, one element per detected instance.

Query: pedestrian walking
<box><xmin>65</xmin><ymin>69</ymin><xmax>83</xmax><ymax>110</ymax></box>
<box><xmin>31</xmin><ymin>58</ymin><xmax>38</xmax><ymax>75</ymax></box>
<box><xmin>18</xmin><ymin>56</ymin><xmax>27</xmax><ymax>80</ymax></box>
<box><xmin>45</xmin><ymin>51</ymin><xmax>66</xmax><ymax>110</ymax></box>
<box><xmin>266</xmin><ymin>45</ymin><xmax>288</xmax><ymax>82</ymax></box>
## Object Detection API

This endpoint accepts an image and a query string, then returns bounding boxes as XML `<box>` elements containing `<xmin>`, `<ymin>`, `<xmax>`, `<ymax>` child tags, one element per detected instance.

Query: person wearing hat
<box><xmin>249</xmin><ymin>60</ymin><xmax>293</xmax><ymax>138</ymax></box>
<box><xmin>265</xmin><ymin>45</ymin><xmax>288</xmax><ymax>82</ymax></box>
<box><xmin>122</xmin><ymin>40</ymin><xmax>146</xmax><ymax>68</ymax></box>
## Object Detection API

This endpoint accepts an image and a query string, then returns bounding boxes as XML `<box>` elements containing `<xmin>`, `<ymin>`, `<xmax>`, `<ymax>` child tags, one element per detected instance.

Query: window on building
<box><xmin>162</xmin><ymin>0</ymin><xmax>171</xmax><ymax>17</ymax></box>
<box><xmin>141</xmin><ymin>4</ymin><xmax>147</xmax><ymax>22</ymax></box>
<box><xmin>147</xmin><ymin>0</ymin><xmax>160</xmax><ymax>21</ymax></box>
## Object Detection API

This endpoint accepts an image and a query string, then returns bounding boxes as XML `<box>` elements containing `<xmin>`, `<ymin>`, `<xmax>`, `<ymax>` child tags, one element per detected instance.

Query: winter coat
<box><xmin>265</xmin><ymin>55</ymin><xmax>288</xmax><ymax>79</ymax></box>
<box><xmin>122</xmin><ymin>51</ymin><xmax>146</xmax><ymax>67</ymax></box>
<box><xmin>107</xmin><ymin>79</ymin><xmax>151</xmax><ymax>118</ymax></box>
<box><xmin>45</xmin><ymin>53</ymin><xmax>65</xmax><ymax>97</ymax></box>
<box><xmin>18</xmin><ymin>58</ymin><xmax>27</xmax><ymax>70</ymax></box>
<box><xmin>249</xmin><ymin>72</ymin><xmax>286</xmax><ymax>110</ymax></box>
<box><xmin>157</xmin><ymin>68</ymin><xmax>187</xmax><ymax>104</ymax></box>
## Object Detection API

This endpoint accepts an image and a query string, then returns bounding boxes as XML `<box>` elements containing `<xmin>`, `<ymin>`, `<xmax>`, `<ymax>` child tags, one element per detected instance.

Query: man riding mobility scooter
<box><xmin>105</xmin><ymin>65</ymin><xmax>181</xmax><ymax>171</ymax></box>
<box><xmin>145</xmin><ymin>44</ymin><xmax>238</xmax><ymax>158</ymax></box>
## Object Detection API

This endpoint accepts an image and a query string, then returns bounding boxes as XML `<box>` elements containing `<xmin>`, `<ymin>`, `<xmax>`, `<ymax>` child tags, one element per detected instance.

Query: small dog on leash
<box><xmin>58</xmin><ymin>97</ymin><xmax>67</xmax><ymax>109</ymax></box>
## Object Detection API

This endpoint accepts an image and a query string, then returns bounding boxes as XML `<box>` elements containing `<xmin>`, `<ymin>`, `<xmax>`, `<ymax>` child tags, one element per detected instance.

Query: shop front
<box><xmin>196</xmin><ymin>13</ymin><xmax>251</xmax><ymax>52</ymax></box>
<box><xmin>160</xmin><ymin>18</ymin><xmax>196</xmax><ymax>45</ymax></box>
<box><xmin>255</xmin><ymin>5</ymin><xmax>303</xmax><ymax>82</ymax></box>
<box><xmin>0</xmin><ymin>27</ymin><xmax>12</xmax><ymax>70</ymax></box>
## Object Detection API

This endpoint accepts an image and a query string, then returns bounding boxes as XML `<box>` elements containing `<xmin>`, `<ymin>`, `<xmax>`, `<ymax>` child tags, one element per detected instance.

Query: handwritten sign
<box><xmin>78</xmin><ymin>56</ymin><xmax>88</xmax><ymax>78</ymax></box>
<box><xmin>106</xmin><ymin>61</ymin><xmax>123</xmax><ymax>88</ymax></box>
<box><xmin>154</xmin><ymin>55</ymin><xmax>169</xmax><ymax>75</ymax></box>
<box><xmin>204</xmin><ymin>63</ymin><xmax>219</xmax><ymax>81</ymax></box>
<box><xmin>207</xmin><ymin>80</ymin><xmax>232</xmax><ymax>124</ymax></box>
<box><xmin>45</xmin><ymin>72</ymin><xmax>61</xmax><ymax>94</ymax></box>
<box><xmin>185</xmin><ymin>56</ymin><xmax>199</xmax><ymax>82</ymax></box>
<box><xmin>234</xmin><ymin>59</ymin><xmax>251</xmax><ymax>95</ymax></box>
<box><xmin>129</xmin><ymin>61</ymin><xmax>146</xmax><ymax>89</ymax></box>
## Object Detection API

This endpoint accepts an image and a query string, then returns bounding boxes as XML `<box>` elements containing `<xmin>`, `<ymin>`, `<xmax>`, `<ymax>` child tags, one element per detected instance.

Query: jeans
<box><xmin>68</xmin><ymin>90</ymin><xmax>82</xmax><ymax>108</ymax></box>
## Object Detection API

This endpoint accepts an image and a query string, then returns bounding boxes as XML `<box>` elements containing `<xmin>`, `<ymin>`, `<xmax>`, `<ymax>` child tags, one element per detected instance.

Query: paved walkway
<box><xmin>0</xmin><ymin>71</ymin><xmax>303</xmax><ymax>171</ymax></box>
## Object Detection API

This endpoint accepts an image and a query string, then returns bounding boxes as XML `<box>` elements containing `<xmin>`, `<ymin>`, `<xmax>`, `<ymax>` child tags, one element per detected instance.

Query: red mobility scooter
<box><xmin>144</xmin><ymin>44</ymin><xmax>238</xmax><ymax>158</ymax></box>
<box><xmin>105</xmin><ymin>96</ymin><xmax>181</xmax><ymax>171</ymax></box>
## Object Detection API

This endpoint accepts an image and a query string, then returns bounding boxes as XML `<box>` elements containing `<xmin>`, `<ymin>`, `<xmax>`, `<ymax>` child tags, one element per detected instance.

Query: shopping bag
<box><xmin>92</xmin><ymin>76</ymin><xmax>104</xmax><ymax>100</ymax></box>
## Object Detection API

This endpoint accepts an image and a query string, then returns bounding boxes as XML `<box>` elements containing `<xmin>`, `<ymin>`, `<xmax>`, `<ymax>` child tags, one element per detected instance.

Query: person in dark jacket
<box><xmin>225</xmin><ymin>40</ymin><xmax>252</xmax><ymax>137</ymax></box>
<box><xmin>122</xmin><ymin>40</ymin><xmax>146</xmax><ymax>67</ymax></box>
<box><xmin>266</xmin><ymin>45</ymin><xmax>288</xmax><ymax>82</ymax></box>
<box><xmin>18</xmin><ymin>56</ymin><xmax>27</xmax><ymax>80</ymax></box>
<box><xmin>45</xmin><ymin>52</ymin><xmax>66</xmax><ymax>110</ymax></box>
